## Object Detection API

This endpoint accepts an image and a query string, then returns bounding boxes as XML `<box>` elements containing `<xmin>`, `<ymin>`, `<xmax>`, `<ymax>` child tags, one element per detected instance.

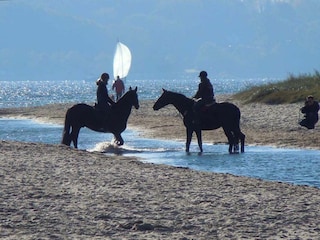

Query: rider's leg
<box><xmin>193</xmin><ymin>100</ymin><xmax>203</xmax><ymax>126</ymax></box>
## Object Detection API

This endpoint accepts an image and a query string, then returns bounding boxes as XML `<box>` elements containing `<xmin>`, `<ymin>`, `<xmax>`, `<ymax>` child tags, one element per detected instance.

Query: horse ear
<box><xmin>129</xmin><ymin>86</ymin><xmax>132</xmax><ymax>91</ymax></box>
<box><xmin>134</xmin><ymin>86</ymin><xmax>137</xmax><ymax>92</ymax></box>
<box><xmin>162</xmin><ymin>88</ymin><xmax>167</xmax><ymax>92</ymax></box>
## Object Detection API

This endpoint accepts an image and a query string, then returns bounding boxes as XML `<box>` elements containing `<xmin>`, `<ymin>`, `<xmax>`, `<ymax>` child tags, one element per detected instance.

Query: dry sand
<box><xmin>1</xmin><ymin>95</ymin><xmax>320</xmax><ymax>239</ymax></box>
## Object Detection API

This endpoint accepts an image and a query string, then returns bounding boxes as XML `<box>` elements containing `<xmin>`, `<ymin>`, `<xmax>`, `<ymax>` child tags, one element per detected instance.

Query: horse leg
<box><xmin>233</xmin><ymin>128</ymin><xmax>245</xmax><ymax>153</ymax></box>
<box><xmin>233</xmin><ymin>134</ymin><xmax>239</xmax><ymax>153</ymax></box>
<box><xmin>195</xmin><ymin>129</ymin><xmax>203</xmax><ymax>153</ymax></box>
<box><xmin>240</xmin><ymin>132</ymin><xmax>245</xmax><ymax>153</ymax></box>
<box><xmin>223</xmin><ymin>128</ymin><xmax>235</xmax><ymax>154</ymax></box>
<box><xmin>230</xmin><ymin>130</ymin><xmax>239</xmax><ymax>153</ymax></box>
<box><xmin>70</xmin><ymin>126</ymin><xmax>80</xmax><ymax>149</ymax></box>
<box><xmin>186</xmin><ymin>128</ymin><xmax>193</xmax><ymax>153</ymax></box>
<box><xmin>114</xmin><ymin>134</ymin><xmax>124</xmax><ymax>146</ymax></box>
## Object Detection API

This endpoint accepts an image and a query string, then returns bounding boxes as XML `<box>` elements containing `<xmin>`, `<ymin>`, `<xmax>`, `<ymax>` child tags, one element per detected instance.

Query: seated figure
<box><xmin>299</xmin><ymin>95</ymin><xmax>319</xmax><ymax>129</ymax></box>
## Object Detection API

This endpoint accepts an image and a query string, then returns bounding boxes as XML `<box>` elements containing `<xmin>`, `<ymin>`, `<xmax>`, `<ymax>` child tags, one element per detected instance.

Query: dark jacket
<box><xmin>96</xmin><ymin>81</ymin><xmax>114</xmax><ymax>112</ymax></box>
<box><xmin>300</xmin><ymin>100</ymin><xmax>319</xmax><ymax>128</ymax></box>
<box><xmin>301</xmin><ymin>101</ymin><xmax>320</xmax><ymax>115</ymax></box>
<box><xmin>193</xmin><ymin>78</ymin><xmax>215</xmax><ymax>104</ymax></box>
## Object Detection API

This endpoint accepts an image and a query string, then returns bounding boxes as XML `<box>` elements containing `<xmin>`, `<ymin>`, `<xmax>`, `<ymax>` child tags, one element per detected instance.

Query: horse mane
<box><xmin>113</xmin><ymin>87</ymin><xmax>138</xmax><ymax>112</ymax></box>
<box><xmin>115</xmin><ymin>88</ymin><xmax>133</xmax><ymax>104</ymax></box>
<box><xmin>166</xmin><ymin>90</ymin><xmax>194</xmax><ymax>105</ymax></box>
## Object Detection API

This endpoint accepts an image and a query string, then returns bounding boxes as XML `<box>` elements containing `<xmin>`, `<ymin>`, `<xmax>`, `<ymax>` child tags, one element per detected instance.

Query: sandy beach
<box><xmin>1</xmin><ymin>95</ymin><xmax>320</xmax><ymax>239</ymax></box>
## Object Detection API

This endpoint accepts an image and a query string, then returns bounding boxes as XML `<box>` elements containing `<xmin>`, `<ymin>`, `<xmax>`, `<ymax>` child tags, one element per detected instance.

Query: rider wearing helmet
<box><xmin>194</xmin><ymin>71</ymin><xmax>215</xmax><ymax>103</ymax></box>
<box><xmin>193</xmin><ymin>71</ymin><xmax>215</xmax><ymax>126</ymax></box>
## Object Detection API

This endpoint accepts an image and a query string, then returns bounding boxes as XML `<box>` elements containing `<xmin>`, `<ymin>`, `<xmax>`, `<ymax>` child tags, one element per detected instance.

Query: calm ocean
<box><xmin>1</xmin><ymin>78</ymin><xmax>320</xmax><ymax>188</ymax></box>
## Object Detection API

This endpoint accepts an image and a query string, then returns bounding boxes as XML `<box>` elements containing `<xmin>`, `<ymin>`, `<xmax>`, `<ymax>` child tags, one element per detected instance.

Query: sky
<box><xmin>1</xmin><ymin>0</ymin><xmax>320</xmax><ymax>81</ymax></box>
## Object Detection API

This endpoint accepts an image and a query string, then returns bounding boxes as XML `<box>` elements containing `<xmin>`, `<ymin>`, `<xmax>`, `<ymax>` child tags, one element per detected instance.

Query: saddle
<box><xmin>201</xmin><ymin>100</ymin><xmax>217</xmax><ymax>112</ymax></box>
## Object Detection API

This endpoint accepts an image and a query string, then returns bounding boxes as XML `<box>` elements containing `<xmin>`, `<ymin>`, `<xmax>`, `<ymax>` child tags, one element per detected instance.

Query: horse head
<box><xmin>153</xmin><ymin>88</ymin><xmax>172</xmax><ymax>110</ymax></box>
<box><xmin>153</xmin><ymin>88</ymin><xmax>192</xmax><ymax>113</ymax></box>
<box><xmin>128</xmin><ymin>86</ymin><xmax>139</xmax><ymax>109</ymax></box>
<box><xmin>114</xmin><ymin>86</ymin><xmax>139</xmax><ymax>110</ymax></box>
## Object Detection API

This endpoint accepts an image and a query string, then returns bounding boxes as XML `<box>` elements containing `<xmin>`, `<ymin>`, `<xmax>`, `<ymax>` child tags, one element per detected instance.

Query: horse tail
<box><xmin>61</xmin><ymin>108</ymin><xmax>72</xmax><ymax>146</ymax></box>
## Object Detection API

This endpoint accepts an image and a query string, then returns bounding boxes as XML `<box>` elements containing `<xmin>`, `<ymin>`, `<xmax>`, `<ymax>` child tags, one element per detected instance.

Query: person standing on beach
<box><xmin>95</xmin><ymin>73</ymin><xmax>115</xmax><ymax>115</ymax></box>
<box><xmin>192</xmin><ymin>71</ymin><xmax>215</xmax><ymax>125</ymax></box>
<box><xmin>112</xmin><ymin>76</ymin><xmax>125</xmax><ymax>101</ymax></box>
<box><xmin>299</xmin><ymin>95</ymin><xmax>319</xmax><ymax>129</ymax></box>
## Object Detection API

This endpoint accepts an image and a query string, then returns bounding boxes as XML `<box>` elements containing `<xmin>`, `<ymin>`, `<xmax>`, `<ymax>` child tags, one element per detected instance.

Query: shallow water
<box><xmin>1</xmin><ymin>118</ymin><xmax>320</xmax><ymax>188</ymax></box>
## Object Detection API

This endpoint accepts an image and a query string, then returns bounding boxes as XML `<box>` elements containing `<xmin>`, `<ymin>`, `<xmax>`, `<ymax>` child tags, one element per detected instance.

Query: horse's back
<box><xmin>223</xmin><ymin>101</ymin><xmax>240</xmax><ymax>114</ymax></box>
<box><xmin>209</xmin><ymin>102</ymin><xmax>241</xmax><ymax>119</ymax></box>
<box><xmin>218</xmin><ymin>101</ymin><xmax>240</xmax><ymax>110</ymax></box>
<box><xmin>69</xmin><ymin>103</ymin><xmax>93</xmax><ymax>110</ymax></box>
<box><xmin>67</xmin><ymin>103</ymin><xmax>95</xmax><ymax>114</ymax></box>
<box><xmin>66</xmin><ymin>103</ymin><xmax>96</xmax><ymax>122</ymax></box>
<box><xmin>196</xmin><ymin>102</ymin><xmax>238</xmax><ymax>130</ymax></box>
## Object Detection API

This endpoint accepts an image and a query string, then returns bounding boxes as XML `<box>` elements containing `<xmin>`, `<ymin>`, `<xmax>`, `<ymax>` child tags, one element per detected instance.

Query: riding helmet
<box><xmin>199</xmin><ymin>71</ymin><xmax>208</xmax><ymax>78</ymax></box>
<box><xmin>101</xmin><ymin>72</ymin><xmax>109</xmax><ymax>80</ymax></box>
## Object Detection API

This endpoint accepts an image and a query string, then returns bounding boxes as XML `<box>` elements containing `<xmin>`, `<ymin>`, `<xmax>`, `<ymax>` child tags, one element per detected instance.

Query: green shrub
<box><xmin>234</xmin><ymin>70</ymin><xmax>320</xmax><ymax>104</ymax></box>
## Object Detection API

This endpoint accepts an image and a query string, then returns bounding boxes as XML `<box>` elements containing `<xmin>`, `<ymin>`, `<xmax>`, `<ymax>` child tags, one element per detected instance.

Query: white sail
<box><xmin>113</xmin><ymin>42</ymin><xmax>132</xmax><ymax>79</ymax></box>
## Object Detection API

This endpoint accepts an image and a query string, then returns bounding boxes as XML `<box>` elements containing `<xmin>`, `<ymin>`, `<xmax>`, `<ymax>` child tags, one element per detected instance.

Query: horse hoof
<box><xmin>117</xmin><ymin>141</ymin><xmax>124</xmax><ymax>146</ymax></box>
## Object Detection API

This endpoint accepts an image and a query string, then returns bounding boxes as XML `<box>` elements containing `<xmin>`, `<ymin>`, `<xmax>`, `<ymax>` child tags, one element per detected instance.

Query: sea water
<box><xmin>1</xmin><ymin>78</ymin><xmax>319</xmax><ymax>188</ymax></box>
<box><xmin>0</xmin><ymin>77</ymin><xmax>277</xmax><ymax>108</ymax></box>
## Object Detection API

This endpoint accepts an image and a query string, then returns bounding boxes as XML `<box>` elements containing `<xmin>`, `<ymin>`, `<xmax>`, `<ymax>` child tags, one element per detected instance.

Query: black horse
<box><xmin>153</xmin><ymin>89</ymin><xmax>245</xmax><ymax>154</ymax></box>
<box><xmin>61</xmin><ymin>87</ymin><xmax>139</xmax><ymax>148</ymax></box>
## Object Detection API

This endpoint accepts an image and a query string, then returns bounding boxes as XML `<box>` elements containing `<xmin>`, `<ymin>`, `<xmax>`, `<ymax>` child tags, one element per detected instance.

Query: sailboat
<box><xmin>113</xmin><ymin>41</ymin><xmax>132</xmax><ymax>80</ymax></box>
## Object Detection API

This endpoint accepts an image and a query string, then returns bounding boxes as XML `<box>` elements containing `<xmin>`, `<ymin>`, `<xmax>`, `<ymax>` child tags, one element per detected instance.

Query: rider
<box><xmin>193</xmin><ymin>71</ymin><xmax>215</xmax><ymax>125</ymax></box>
<box><xmin>299</xmin><ymin>95</ymin><xmax>319</xmax><ymax>129</ymax></box>
<box><xmin>95</xmin><ymin>72</ymin><xmax>115</xmax><ymax>116</ymax></box>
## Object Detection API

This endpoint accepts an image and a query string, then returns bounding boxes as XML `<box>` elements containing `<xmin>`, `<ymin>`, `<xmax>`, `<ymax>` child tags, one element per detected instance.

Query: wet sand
<box><xmin>1</xmin><ymin>95</ymin><xmax>320</xmax><ymax>239</ymax></box>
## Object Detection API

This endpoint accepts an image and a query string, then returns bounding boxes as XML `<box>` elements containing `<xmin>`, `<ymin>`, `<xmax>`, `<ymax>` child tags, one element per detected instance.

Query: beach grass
<box><xmin>234</xmin><ymin>70</ymin><xmax>320</xmax><ymax>104</ymax></box>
